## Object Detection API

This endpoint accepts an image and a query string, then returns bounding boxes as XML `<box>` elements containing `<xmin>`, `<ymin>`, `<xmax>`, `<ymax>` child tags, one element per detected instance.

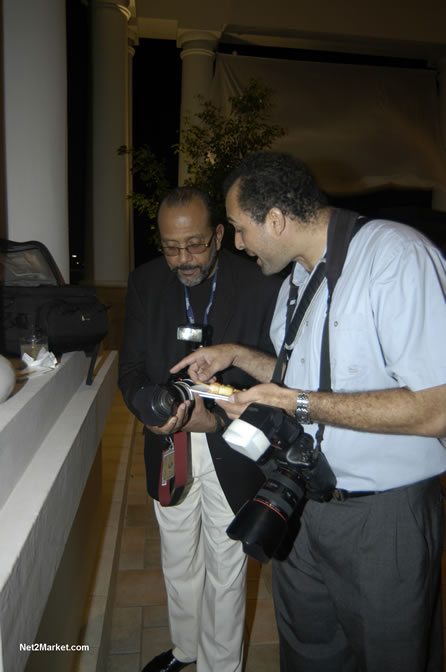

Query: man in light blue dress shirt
<box><xmin>172</xmin><ymin>152</ymin><xmax>446</xmax><ymax>672</ymax></box>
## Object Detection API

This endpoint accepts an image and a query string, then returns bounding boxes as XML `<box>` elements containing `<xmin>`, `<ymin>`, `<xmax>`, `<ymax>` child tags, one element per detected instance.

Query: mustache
<box><xmin>174</xmin><ymin>264</ymin><xmax>200</xmax><ymax>271</ymax></box>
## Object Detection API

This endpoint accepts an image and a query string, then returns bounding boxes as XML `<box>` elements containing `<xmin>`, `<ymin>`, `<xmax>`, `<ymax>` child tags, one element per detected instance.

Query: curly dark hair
<box><xmin>157</xmin><ymin>186</ymin><xmax>219</xmax><ymax>229</ymax></box>
<box><xmin>223</xmin><ymin>152</ymin><xmax>328</xmax><ymax>224</ymax></box>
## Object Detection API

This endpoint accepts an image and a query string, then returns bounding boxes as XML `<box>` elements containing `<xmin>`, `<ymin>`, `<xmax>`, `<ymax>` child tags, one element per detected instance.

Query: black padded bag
<box><xmin>0</xmin><ymin>239</ymin><xmax>109</xmax><ymax>383</ymax></box>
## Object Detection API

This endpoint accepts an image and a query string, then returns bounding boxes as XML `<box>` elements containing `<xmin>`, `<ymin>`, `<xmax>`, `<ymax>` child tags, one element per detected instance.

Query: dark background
<box><xmin>131</xmin><ymin>39</ymin><xmax>182</xmax><ymax>265</ymax></box>
<box><xmin>66</xmin><ymin>0</ymin><xmax>445</xmax><ymax>277</ymax></box>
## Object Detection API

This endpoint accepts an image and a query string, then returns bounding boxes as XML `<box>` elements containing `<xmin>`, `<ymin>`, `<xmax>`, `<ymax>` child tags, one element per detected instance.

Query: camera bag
<box><xmin>0</xmin><ymin>239</ymin><xmax>109</xmax><ymax>384</ymax></box>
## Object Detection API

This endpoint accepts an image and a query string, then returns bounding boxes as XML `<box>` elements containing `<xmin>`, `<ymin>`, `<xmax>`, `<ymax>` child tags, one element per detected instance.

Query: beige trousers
<box><xmin>154</xmin><ymin>432</ymin><xmax>247</xmax><ymax>672</ymax></box>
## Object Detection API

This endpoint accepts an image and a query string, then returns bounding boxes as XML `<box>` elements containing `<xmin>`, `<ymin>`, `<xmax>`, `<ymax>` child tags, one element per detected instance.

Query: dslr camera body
<box><xmin>224</xmin><ymin>403</ymin><xmax>336</xmax><ymax>563</ymax></box>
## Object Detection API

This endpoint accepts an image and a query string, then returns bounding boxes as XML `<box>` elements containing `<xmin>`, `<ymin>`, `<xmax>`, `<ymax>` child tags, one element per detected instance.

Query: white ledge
<box><xmin>0</xmin><ymin>351</ymin><xmax>118</xmax><ymax>672</ymax></box>
<box><xmin>0</xmin><ymin>352</ymin><xmax>92</xmax><ymax>510</ymax></box>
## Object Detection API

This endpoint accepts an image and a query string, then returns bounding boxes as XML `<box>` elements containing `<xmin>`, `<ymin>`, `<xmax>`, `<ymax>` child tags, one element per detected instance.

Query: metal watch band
<box><xmin>295</xmin><ymin>391</ymin><xmax>311</xmax><ymax>424</ymax></box>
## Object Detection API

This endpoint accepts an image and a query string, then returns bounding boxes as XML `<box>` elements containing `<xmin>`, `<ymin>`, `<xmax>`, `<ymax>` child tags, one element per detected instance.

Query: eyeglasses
<box><xmin>160</xmin><ymin>232</ymin><xmax>215</xmax><ymax>257</ymax></box>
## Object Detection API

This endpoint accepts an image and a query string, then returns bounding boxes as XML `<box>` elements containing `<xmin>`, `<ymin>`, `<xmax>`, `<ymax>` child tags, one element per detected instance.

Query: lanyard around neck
<box><xmin>183</xmin><ymin>266</ymin><xmax>218</xmax><ymax>326</ymax></box>
<box><xmin>272</xmin><ymin>260</ymin><xmax>326</xmax><ymax>385</ymax></box>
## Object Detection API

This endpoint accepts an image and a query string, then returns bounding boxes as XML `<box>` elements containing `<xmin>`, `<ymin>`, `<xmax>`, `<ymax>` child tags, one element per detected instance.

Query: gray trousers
<box><xmin>272</xmin><ymin>477</ymin><xmax>444</xmax><ymax>672</ymax></box>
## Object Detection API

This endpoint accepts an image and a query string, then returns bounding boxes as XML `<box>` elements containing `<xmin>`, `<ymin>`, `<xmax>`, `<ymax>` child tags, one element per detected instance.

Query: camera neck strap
<box><xmin>272</xmin><ymin>208</ymin><xmax>368</xmax><ymax>443</ymax></box>
<box><xmin>318</xmin><ymin>209</ymin><xmax>369</xmax><ymax>392</ymax></box>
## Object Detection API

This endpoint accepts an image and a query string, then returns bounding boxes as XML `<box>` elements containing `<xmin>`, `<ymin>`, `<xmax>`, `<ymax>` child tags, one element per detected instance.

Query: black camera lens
<box><xmin>136</xmin><ymin>380</ymin><xmax>195</xmax><ymax>427</ymax></box>
<box><xmin>227</xmin><ymin>498</ymin><xmax>289</xmax><ymax>564</ymax></box>
<box><xmin>151</xmin><ymin>381</ymin><xmax>194</xmax><ymax>422</ymax></box>
<box><xmin>227</xmin><ymin>468</ymin><xmax>306</xmax><ymax>563</ymax></box>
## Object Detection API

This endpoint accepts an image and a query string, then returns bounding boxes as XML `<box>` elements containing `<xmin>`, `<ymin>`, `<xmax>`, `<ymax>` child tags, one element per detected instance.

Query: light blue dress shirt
<box><xmin>270</xmin><ymin>219</ymin><xmax>446</xmax><ymax>491</ymax></box>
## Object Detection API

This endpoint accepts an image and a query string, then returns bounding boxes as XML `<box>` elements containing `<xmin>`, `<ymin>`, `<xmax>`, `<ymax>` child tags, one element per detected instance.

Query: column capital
<box><xmin>94</xmin><ymin>0</ymin><xmax>132</xmax><ymax>21</ymax></box>
<box><xmin>177</xmin><ymin>29</ymin><xmax>220</xmax><ymax>53</ymax></box>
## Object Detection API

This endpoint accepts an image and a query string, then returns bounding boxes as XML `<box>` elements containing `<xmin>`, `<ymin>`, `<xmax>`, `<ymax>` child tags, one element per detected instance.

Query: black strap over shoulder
<box><xmin>325</xmin><ymin>209</ymin><xmax>368</xmax><ymax>299</ymax></box>
<box><xmin>271</xmin><ymin>208</ymin><xmax>368</xmax><ymax>386</ymax></box>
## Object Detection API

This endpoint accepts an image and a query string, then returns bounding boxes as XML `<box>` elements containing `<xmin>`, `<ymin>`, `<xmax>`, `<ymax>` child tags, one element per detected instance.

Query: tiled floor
<box><xmin>102</xmin><ymin>392</ymin><xmax>446</xmax><ymax>672</ymax></box>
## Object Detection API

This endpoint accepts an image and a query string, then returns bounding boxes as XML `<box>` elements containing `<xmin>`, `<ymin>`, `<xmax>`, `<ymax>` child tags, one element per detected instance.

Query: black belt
<box><xmin>332</xmin><ymin>488</ymin><xmax>379</xmax><ymax>501</ymax></box>
<box><xmin>332</xmin><ymin>478</ymin><xmax>437</xmax><ymax>502</ymax></box>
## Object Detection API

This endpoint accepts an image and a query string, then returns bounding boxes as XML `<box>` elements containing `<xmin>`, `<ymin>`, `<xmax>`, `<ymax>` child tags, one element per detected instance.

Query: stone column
<box><xmin>432</xmin><ymin>57</ymin><xmax>446</xmax><ymax>212</ymax></box>
<box><xmin>2</xmin><ymin>0</ymin><xmax>69</xmax><ymax>280</ymax></box>
<box><xmin>91</xmin><ymin>0</ymin><xmax>131</xmax><ymax>286</ymax></box>
<box><xmin>177</xmin><ymin>31</ymin><xmax>218</xmax><ymax>185</ymax></box>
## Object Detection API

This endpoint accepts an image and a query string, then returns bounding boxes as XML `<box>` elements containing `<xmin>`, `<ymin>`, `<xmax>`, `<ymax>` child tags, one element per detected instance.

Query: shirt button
<box><xmin>334</xmin><ymin>321</ymin><xmax>338</xmax><ymax>327</ymax></box>
<box><xmin>301</xmin><ymin>358</ymin><xmax>305</xmax><ymax>364</ymax></box>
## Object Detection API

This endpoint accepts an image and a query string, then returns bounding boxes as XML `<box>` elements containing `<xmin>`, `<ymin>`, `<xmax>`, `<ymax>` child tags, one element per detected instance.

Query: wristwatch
<box><xmin>295</xmin><ymin>391</ymin><xmax>311</xmax><ymax>424</ymax></box>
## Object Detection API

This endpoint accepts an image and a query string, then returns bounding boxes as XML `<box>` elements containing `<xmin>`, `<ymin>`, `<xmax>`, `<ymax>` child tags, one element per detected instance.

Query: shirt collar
<box><xmin>291</xmin><ymin>245</ymin><xmax>327</xmax><ymax>286</ymax></box>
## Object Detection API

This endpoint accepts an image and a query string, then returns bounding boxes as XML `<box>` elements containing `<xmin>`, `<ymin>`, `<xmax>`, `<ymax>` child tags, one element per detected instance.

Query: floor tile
<box><xmin>119</xmin><ymin>552</ymin><xmax>145</xmax><ymax>571</ymax></box>
<box><xmin>109</xmin><ymin>606</ymin><xmax>142</xmax><ymax>654</ymax></box>
<box><xmin>261</xmin><ymin>562</ymin><xmax>274</xmax><ymax>595</ymax></box>
<box><xmin>244</xmin><ymin>643</ymin><xmax>280</xmax><ymax>671</ymax></box>
<box><xmin>141</xmin><ymin>626</ymin><xmax>172</xmax><ymax>664</ymax></box>
<box><xmin>126</xmin><ymin>493</ymin><xmax>150</xmax><ymax>506</ymax></box>
<box><xmin>144</xmin><ymin>537</ymin><xmax>162</xmax><ymax>569</ymax></box>
<box><xmin>143</xmin><ymin>604</ymin><xmax>169</xmax><ymax>628</ymax></box>
<box><xmin>121</xmin><ymin>527</ymin><xmax>146</xmax><ymax>554</ymax></box>
<box><xmin>245</xmin><ymin>598</ymin><xmax>279</xmax><ymax>645</ymax></box>
<box><xmin>129</xmin><ymin>460</ymin><xmax>147</xmax><ymax>476</ymax></box>
<box><xmin>115</xmin><ymin>569</ymin><xmax>167</xmax><ymax>607</ymax></box>
<box><xmin>106</xmin><ymin>652</ymin><xmax>140</xmax><ymax>672</ymax></box>
<box><xmin>247</xmin><ymin>577</ymin><xmax>271</xmax><ymax>600</ymax></box>
<box><xmin>126</xmin><ymin>504</ymin><xmax>154</xmax><ymax>526</ymax></box>
<box><xmin>127</xmin><ymin>475</ymin><xmax>148</xmax><ymax>495</ymax></box>
<box><xmin>247</xmin><ymin>558</ymin><xmax>262</xmax><ymax>580</ymax></box>
<box><xmin>144</xmin><ymin>522</ymin><xmax>163</xmax><ymax>540</ymax></box>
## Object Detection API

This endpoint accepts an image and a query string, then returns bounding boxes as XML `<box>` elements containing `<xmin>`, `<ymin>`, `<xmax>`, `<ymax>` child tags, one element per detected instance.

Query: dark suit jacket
<box><xmin>118</xmin><ymin>249</ymin><xmax>282</xmax><ymax>513</ymax></box>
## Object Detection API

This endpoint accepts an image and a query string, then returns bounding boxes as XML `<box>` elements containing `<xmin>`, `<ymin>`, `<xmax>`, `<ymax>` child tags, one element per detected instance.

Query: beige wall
<box><xmin>135</xmin><ymin>0</ymin><xmax>446</xmax><ymax>56</ymax></box>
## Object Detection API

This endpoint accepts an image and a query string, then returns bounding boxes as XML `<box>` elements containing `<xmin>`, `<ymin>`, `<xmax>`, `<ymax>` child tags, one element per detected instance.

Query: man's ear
<box><xmin>215</xmin><ymin>223</ymin><xmax>225</xmax><ymax>249</ymax></box>
<box><xmin>265</xmin><ymin>207</ymin><xmax>286</xmax><ymax>237</ymax></box>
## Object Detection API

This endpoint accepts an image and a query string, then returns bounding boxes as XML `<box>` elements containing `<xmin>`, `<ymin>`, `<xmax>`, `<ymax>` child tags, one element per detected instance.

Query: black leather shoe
<box><xmin>141</xmin><ymin>649</ymin><xmax>194</xmax><ymax>672</ymax></box>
